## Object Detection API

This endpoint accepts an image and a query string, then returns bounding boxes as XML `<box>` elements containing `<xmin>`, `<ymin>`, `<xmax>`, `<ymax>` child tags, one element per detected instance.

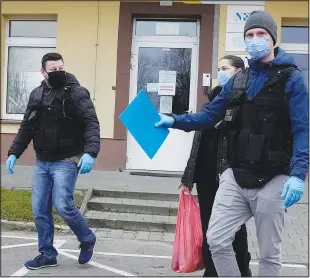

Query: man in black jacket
<box><xmin>6</xmin><ymin>53</ymin><xmax>100</xmax><ymax>270</ymax></box>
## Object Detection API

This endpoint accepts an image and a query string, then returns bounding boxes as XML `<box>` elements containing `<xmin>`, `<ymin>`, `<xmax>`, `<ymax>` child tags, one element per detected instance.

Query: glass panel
<box><xmin>290</xmin><ymin>53</ymin><xmax>309</xmax><ymax>89</ymax></box>
<box><xmin>137</xmin><ymin>47</ymin><xmax>192</xmax><ymax>115</ymax></box>
<box><xmin>135</xmin><ymin>20</ymin><xmax>197</xmax><ymax>36</ymax></box>
<box><xmin>6</xmin><ymin>46</ymin><xmax>56</xmax><ymax>114</ymax></box>
<box><xmin>281</xmin><ymin>26</ymin><xmax>308</xmax><ymax>44</ymax></box>
<box><xmin>9</xmin><ymin>20</ymin><xmax>57</xmax><ymax>38</ymax></box>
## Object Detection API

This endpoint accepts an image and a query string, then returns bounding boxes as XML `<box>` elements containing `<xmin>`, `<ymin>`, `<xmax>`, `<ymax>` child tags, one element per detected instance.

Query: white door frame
<box><xmin>126</xmin><ymin>40</ymin><xmax>199</xmax><ymax>171</ymax></box>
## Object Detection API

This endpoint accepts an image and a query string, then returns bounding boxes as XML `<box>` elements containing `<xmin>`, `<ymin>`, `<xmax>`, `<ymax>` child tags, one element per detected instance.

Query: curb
<box><xmin>1</xmin><ymin>220</ymin><xmax>71</xmax><ymax>234</ymax></box>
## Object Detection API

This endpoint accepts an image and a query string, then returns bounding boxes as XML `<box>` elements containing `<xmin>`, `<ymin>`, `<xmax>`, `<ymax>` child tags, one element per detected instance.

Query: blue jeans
<box><xmin>32</xmin><ymin>160</ymin><xmax>95</xmax><ymax>260</ymax></box>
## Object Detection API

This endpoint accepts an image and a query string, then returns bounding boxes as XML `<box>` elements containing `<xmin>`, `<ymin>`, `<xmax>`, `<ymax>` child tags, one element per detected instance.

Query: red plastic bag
<box><xmin>171</xmin><ymin>190</ymin><xmax>204</xmax><ymax>273</ymax></box>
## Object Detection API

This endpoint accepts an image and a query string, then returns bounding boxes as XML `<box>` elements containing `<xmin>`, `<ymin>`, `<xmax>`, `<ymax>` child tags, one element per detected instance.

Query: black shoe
<box><xmin>78</xmin><ymin>238</ymin><xmax>96</xmax><ymax>264</ymax></box>
<box><xmin>241</xmin><ymin>268</ymin><xmax>252</xmax><ymax>277</ymax></box>
<box><xmin>24</xmin><ymin>254</ymin><xmax>58</xmax><ymax>270</ymax></box>
<box><xmin>203</xmin><ymin>268</ymin><xmax>218</xmax><ymax>277</ymax></box>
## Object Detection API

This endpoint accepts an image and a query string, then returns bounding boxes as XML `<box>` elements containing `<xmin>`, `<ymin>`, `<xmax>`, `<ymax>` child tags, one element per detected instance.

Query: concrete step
<box><xmin>129</xmin><ymin>171</ymin><xmax>183</xmax><ymax>178</ymax></box>
<box><xmin>92</xmin><ymin>189</ymin><xmax>198</xmax><ymax>202</ymax></box>
<box><xmin>85</xmin><ymin>210</ymin><xmax>177</xmax><ymax>233</ymax></box>
<box><xmin>88</xmin><ymin>197</ymin><xmax>178</xmax><ymax>216</ymax></box>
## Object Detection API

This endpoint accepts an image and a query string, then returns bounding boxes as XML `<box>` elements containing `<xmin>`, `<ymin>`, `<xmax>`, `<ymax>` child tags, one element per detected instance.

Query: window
<box><xmin>135</xmin><ymin>19</ymin><xmax>197</xmax><ymax>37</ymax></box>
<box><xmin>281</xmin><ymin>26</ymin><xmax>309</xmax><ymax>88</ymax></box>
<box><xmin>3</xmin><ymin>20</ymin><xmax>57</xmax><ymax>120</ymax></box>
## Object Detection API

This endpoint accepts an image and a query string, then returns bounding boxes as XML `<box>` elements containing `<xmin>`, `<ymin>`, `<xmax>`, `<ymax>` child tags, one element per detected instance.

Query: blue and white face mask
<box><xmin>218</xmin><ymin>70</ymin><xmax>231</xmax><ymax>87</ymax></box>
<box><xmin>245</xmin><ymin>37</ymin><xmax>271</xmax><ymax>60</ymax></box>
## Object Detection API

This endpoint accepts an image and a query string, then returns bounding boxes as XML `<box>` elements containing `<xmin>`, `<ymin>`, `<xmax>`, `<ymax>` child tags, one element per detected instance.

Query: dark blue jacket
<box><xmin>173</xmin><ymin>48</ymin><xmax>309</xmax><ymax>181</ymax></box>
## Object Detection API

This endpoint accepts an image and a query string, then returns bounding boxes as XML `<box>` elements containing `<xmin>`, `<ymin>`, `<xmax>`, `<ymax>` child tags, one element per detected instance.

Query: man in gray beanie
<box><xmin>155</xmin><ymin>10</ymin><xmax>308</xmax><ymax>277</ymax></box>
<box><xmin>244</xmin><ymin>10</ymin><xmax>277</xmax><ymax>45</ymax></box>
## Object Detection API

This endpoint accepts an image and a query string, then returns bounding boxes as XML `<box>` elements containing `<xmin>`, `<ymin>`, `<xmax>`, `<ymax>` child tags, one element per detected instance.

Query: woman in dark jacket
<box><xmin>181</xmin><ymin>55</ymin><xmax>252</xmax><ymax>277</ymax></box>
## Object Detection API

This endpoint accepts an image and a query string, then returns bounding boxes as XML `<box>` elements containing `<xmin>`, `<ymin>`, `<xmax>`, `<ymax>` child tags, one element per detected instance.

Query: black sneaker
<box><xmin>78</xmin><ymin>238</ymin><xmax>96</xmax><ymax>264</ymax></box>
<box><xmin>24</xmin><ymin>254</ymin><xmax>58</xmax><ymax>270</ymax></box>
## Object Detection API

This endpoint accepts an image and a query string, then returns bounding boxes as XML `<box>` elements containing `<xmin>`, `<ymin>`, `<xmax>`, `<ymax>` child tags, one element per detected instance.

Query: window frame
<box><xmin>280</xmin><ymin>25</ymin><xmax>309</xmax><ymax>87</ymax></box>
<box><xmin>132</xmin><ymin>18</ymin><xmax>200</xmax><ymax>44</ymax></box>
<box><xmin>280</xmin><ymin>25</ymin><xmax>309</xmax><ymax>54</ymax></box>
<box><xmin>280</xmin><ymin>43</ymin><xmax>308</xmax><ymax>54</ymax></box>
<box><xmin>2</xmin><ymin>19</ymin><xmax>57</xmax><ymax>121</ymax></box>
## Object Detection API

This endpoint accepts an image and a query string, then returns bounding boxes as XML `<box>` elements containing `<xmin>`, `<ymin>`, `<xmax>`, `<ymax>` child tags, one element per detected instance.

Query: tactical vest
<box><xmin>218</xmin><ymin>66</ymin><xmax>295</xmax><ymax>189</ymax></box>
<box><xmin>29</xmin><ymin>85</ymin><xmax>84</xmax><ymax>161</ymax></box>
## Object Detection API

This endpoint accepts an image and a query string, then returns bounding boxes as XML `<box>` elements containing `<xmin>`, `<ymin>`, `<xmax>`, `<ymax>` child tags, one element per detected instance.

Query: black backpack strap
<box><xmin>264</xmin><ymin>66</ymin><xmax>296</xmax><ymax>88</ymax></box>
<box><xmin>54</xmin><ymin>85</ymin><xmax>72</xmax><ymax>102</ymax></box>
<box><xmin>229</xmin><ymin>68</ymin><xmax>250</xmax><ymax>100</ymax></box>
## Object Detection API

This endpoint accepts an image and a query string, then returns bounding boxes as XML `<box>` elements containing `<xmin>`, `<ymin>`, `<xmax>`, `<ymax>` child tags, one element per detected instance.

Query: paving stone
<box><xmin>135</xmin><ymin>231</ymin><xmax>151</xmax><ymax>241</ymax></box>
<box><xmin>162</xmin><ymin>233</ymin><xmax>175</xmax><ymax>242</ymax></box>
<box><xmin>95</xmin><ymin>228</ymin><xmax>111</xmax><ymax>237</ymax></box>
<box><xmin>284</xmin><ymin>247</ymin><xmax>308</xmax><ymax>257</ymax></box>
<box><xmin>149</xmin><ymin>232</ymin><xmax>164</xmax><ymax>241</ymax></box>
<box><xmin>107</xmin><ymin>229</ymin><xmax>124</xmax><ymax>238</ymax></box>
<box><xmin>122</xmin><ymin>231</ymin><xmax>137</xmax><ymax>239</ymax></box>
<box><xmin>282</xmin><ymin>255</ymin><xmax>303</xmax><ymax>264</ymax></box>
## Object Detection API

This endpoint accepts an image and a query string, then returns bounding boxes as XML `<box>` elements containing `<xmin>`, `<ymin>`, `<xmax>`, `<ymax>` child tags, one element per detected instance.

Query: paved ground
<box><xmin>1</xmin><ymin>165</ymin><xmax>309</xmax><ymax>270</ymax></box>
<box><xmin>88</xmin><ymin>202</ymin><xmax>309</xmax><ymax>265</ymax></box>
<box><xmin>1</xmin><ymin>231</ymin><xmax>309</xmax><ymax>277</ymax></box>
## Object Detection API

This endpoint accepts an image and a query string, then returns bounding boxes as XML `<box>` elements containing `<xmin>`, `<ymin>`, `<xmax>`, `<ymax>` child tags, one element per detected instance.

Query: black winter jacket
<box><xmin>8</xmin><ymin>73</ymin><xmax>100</xmax><ymax>161</ymax></box>
<box><xmin>181</xmin><ymin>86</ymin><xmax>223</xmax><ymax>187</ymax></box>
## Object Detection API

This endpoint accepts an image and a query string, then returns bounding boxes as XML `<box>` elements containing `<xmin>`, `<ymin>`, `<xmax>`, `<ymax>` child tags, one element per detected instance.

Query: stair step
<box><xmin>92</xmin><ymin>189</ymin><xmax>198</xmax><ymax>202</ymax></box>
<box><xmin>88</xmin><ymin>197</ymin><xmax>178</xmax><ymax>216</ymax></box>
<box><xmin>85</xmin><ymin>210</ymin><xmax>177</xmax><ymax>233</ymax></box>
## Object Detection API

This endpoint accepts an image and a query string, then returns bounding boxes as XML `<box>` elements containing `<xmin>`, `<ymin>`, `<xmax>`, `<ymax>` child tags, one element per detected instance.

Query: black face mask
<box><xmin>47</xmin><ymin>71</ymin><xmax>66</xmax><ymax>88</ymax></box>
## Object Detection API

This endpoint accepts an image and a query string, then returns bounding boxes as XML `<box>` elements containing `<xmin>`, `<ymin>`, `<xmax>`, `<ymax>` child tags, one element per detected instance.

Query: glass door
<box><xmin>126</xmin><ymin>41</ymin><xmax>198</xmax><ymax>172</ymax></box>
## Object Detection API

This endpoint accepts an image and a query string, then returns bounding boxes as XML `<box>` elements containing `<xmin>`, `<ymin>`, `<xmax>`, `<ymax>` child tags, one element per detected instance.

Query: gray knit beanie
<box><xmin>244</xmin><ymin>10</ymin><xmax>277</xmax><ymax>45</ymax></box>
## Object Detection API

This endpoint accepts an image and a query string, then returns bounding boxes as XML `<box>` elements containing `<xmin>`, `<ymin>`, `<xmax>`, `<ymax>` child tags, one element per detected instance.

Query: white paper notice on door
<box><xmin>159</xmin><ymin>70</ymin><xmax>177</xmax><ymax>84</ymax></box>
<box><xmin>158</xmin><ymin>83</ymin><xmax>176</xmax><ymax>96</ymax></box>
<box><xmin>160</xmin><ymin>96</ymin><xmax>173</xmax><ymax>114</ymax></box>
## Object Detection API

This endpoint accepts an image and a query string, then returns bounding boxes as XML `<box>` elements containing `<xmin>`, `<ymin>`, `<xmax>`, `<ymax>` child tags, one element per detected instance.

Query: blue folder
<box><xmin>119</xmin><ymin>90</ymin><xmax>170</xmax><ymax>159</ymax></box>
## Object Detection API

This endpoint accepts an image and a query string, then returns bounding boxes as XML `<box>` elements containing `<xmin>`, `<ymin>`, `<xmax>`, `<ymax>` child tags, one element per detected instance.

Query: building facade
<box><xmin>1</xmin><ymin>0</ymin><xmax>308</xmax><ymax>172</ymax></box>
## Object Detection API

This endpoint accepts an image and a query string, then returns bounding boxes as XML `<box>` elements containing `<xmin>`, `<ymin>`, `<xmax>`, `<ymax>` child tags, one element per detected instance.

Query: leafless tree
<box><xmin>7</xmin><ymin>62</ymin><xmax>28</xmax><ymax>114</ymax></box>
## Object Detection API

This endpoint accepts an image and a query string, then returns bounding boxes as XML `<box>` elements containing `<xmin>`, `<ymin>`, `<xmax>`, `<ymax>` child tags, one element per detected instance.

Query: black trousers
<box><xmin>196</xmin><ymin>177</ymin><xmax>251</xmax><ymax>277</ymax></box>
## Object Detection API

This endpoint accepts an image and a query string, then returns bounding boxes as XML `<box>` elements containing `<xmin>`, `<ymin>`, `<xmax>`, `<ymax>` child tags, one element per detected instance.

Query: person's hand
<box><xmin>154</xmin><ymin>113</ymin><xmax>175</xmax><ymax>128</ymax></box>
<box><xmin>77</xmin><ymin>153</ymin><xmax>95</xmax><ymax>174</ymax></box>
<box><xmin>178</xmin><ymin>183</ymin><xmax>192</xmax><ymax>192</ymax></box>
<box><xmin>281</xmin><ymin>176</ymin><xmax>304</xmax><ymax>208</ymax></box>
<box><xmin>6</xmin><ymin>155</ymin><xmax>17</xmax><ymax>174</ymax></box>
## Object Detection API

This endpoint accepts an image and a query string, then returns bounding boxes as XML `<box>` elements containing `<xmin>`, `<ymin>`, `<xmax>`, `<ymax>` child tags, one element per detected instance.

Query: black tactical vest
<box><xmin>29</xmin><ymin>85</ymin><xmax>84</xmax><ymax>161</ymax></box>
<box><xmin>218</xmin><ymin>66</ymin><xmax>295</xmax><ymax>189</ymax></box>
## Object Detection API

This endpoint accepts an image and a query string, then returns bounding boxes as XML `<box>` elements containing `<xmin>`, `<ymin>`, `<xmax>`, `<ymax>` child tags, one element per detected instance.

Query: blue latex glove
<box><xmin>281</xmin><ymin>176</ymin><xmax>305</xmax><ymax>208</ymax></box>
<box><xmin>6</xmin><ymin>155</ymin><xmax>17</xmax><ymax>174</ymax></box>
<box><xmin>154</xmin><ymin>113</ymin><xmax>175</xmax><ymax>128</ymax></box>
<box><xmin>77</xmin><ymin>153</ymin><xmax>95</xmax><ymax>174</ymax></box>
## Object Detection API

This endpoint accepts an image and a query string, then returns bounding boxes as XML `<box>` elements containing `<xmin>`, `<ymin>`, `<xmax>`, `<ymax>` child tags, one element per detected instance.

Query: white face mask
<box><xmin>218</xmin><ymin>71</ymin><xmax>231</xmax><ymax>87</ymax></box>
